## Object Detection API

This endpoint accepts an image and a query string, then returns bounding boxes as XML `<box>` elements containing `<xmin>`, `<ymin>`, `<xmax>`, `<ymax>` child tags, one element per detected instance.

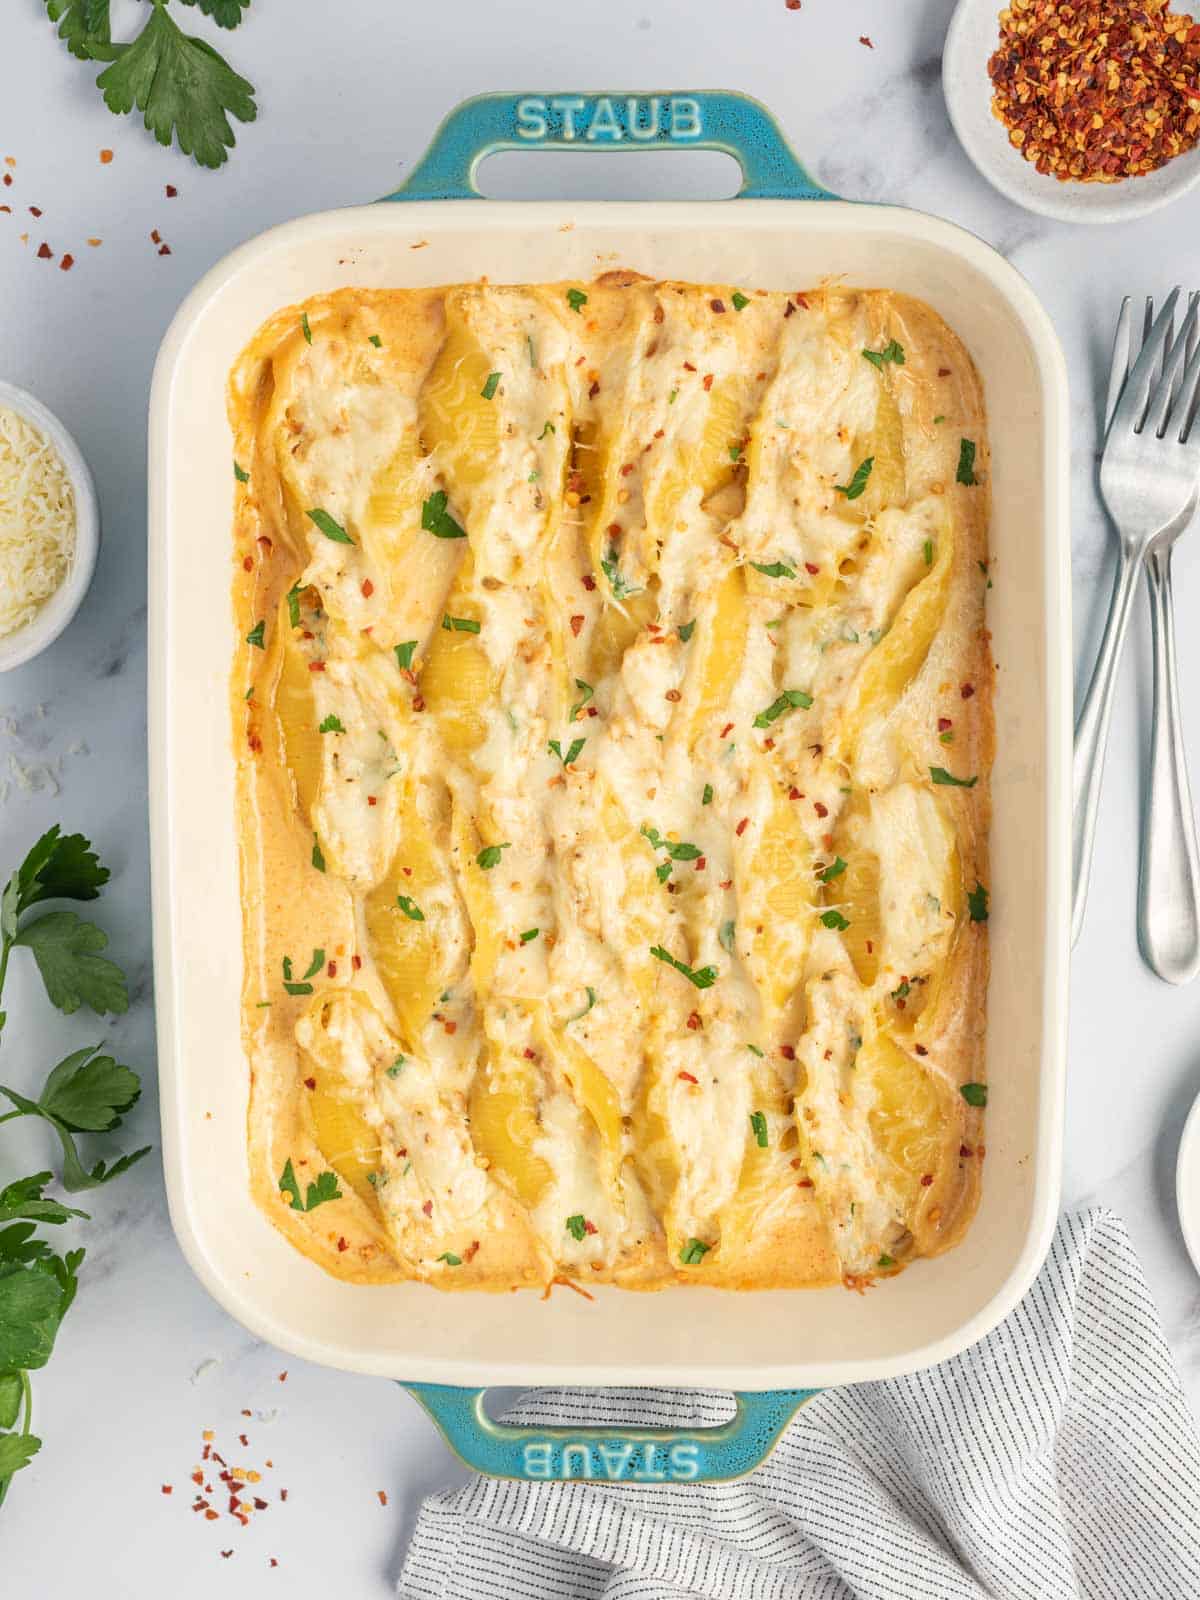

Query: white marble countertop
<box><xmin>3</xmin><ymin>0</ymin><xmax>1200</xmax><ymax>1592</ymax></box>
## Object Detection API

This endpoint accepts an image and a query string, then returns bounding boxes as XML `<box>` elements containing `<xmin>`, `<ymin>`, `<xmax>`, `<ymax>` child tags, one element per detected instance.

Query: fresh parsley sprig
<box><xmin>44</xmin><ymin>0</ymin><xmax>257</xmax><ymax>171</ymax></box>
<box><xmin>0</xmin><ymin>827</ymin><xmax>147</xmax><ymax>1508</ymax></box>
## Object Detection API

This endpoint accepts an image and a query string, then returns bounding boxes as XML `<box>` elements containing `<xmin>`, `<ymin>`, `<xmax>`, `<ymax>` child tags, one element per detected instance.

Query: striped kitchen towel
<box><xmin>398</xmin><ymin>1210</ymin><xmax>1200</xmax><ymax>1599</ymax></box>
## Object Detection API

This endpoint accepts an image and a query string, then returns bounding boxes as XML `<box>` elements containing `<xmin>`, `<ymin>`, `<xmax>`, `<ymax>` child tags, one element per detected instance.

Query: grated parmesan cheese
<box><xmin>0</xmin><ymin>405</ymin><xmax>76</xmax><ymax>641</ymax></box>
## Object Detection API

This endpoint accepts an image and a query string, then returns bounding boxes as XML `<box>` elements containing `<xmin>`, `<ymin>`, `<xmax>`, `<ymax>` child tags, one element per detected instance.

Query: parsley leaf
<box><xmin>178</xmin><ymin>0</ymin><xmax>250</xmax><ymax>27</ymax></box>
<box><xmin>967</xmin><ymin>881</ymin><xmax>989</xmax><ymax>923</ymax></box>
<box><xmin>749</xmin><ymin>1110</ymin><xmax>769</xmax><ymax>1149</ymax></box>
<box><xmin>570</xmin><ymin>679</ymin><xmax>594</xmax><ymax>721</ymax></box>
<box><xmin>567</xmin><ymin>986</ymin><xmax>598</xmax><ymax>1023</ymax></box>
<box><xmin>311</xmin><ymin>834</ymin><xmax>325</xmax><ymax>873</ymax></box>
<box><xmin>750</xmin><ymin>560</ymin><xmax>796</xmax><ymax>579</ymax></box>
<box><xmin>95</xmin><ymin>4</ymin><xmax>257</xmax><ymax>171</ymax></box>
<box><xmin>12</xmin><ymin>914</ymin><xmax>128</xmax><ymax>1018</ymax></box>
<box><xmin>719</xmin><ymin>919</ymin><xmax>736</xmax><ymax>954</ymax></box>
<box><xmin>244</xmin><ymin>620</ymin><xmax>265</xmax><ymax>649</ymax></box>
<box><xmin>278</xmin><ymin>1160</ymin><xmax>342</xmax><ymax>1212</ymax></box>
<box><xmin>565</xmin><ymin>1214</ymin><xmax>587</xmax><ymax>1242</ymax></box>
<box><xmin>702</xmin><ymin>783</ymin><xmax>713</xmax><ymax>806</ymax></box>
<box><xmin>862</xmin><ymin>339</ymin><xmax>905</xmax><ymax>370</ymax></box>
<box><xmin>45</xmin><ymin>0</ymin><xmax>113</xmax><ymax>61</ymax></box>
<box><xmin>923</xmin><ymin>539</ymin><xmax>934</xmax><ymax>567</ymax></box>
<box><xmin>679</xmin><ymin>1238</ymin><xmax>710</xmax><ymax>1265</ymax></box>
<box><xmin>877</xmin><ymin>1254</ymin><xmax>897</xmax><ymax>1269</ymax></box>
<box><xmin>539</xmin><ymin>420</ymin><xmax>555</xmax><ymax>439</ymax></box>
<box><xmin>731</xmin><ymin>290</ymin><xmax>750</xmax><ymax>312</ymax></box>
<box><xmin>0</xmin><ymin>1432</ymin><xmax>41</xmax><ymax>1480</ymax></box>
<box><xmin>549</xmin><ymin>738</ymin><xmax>586</xmax><ymax>767</ymax></box>
<box><xmin>233</xmin><ymin>460</ymin><xmax>249</xmax><ymax>483</ymax></box>
<box><xmin>306</xmin><ymin>508</ymin><xmax>352</xmax><ymax>545</ymax></box>
<box><xmin>641</xmin><ymin>826</ymin><xmax>701</xmax><ymax>862</ymax></box>
<box><xmin>819</xmin><ymin>857</ymin><xmax>847</xmax><ymax>883</ymax></box>
<box><xmin>820</xmin><ymin>909</ymin><xmax>851</xmax><ymax>931</ymax></box>
<box><xmin>419</xmin><ymin>489</ymin><xmax>464</xmax><ymax>540</ymax></box>
<box><xmin>957</xmin><ymin>438</ymin><xmax>978</xmax><ymax>486</ymax></box>
<box><xmin>3</xmin><ymin>827</ymin><xmax>109</xmax><ymax>943</ymax></box>
<box><xmin>520</xmin><ymin>928</ymin><xmax>539</xmax><ymax>944</ymax></box>
<box><xmin>436</xmin><ymin>1252</ymin><xmax>462</xmax><ymax>1266</ymax></box>
<box><xmin>960</xmin><ymin>1082</ymin><xmax>988</xmax><ymax>1107</ymax></box>
<box><xmin>677</xmin><ymin>619</ymin><xmax>696</xmax><ymax>643</ymax></box>
<box><xmin>834</xmin><ymin>457</ymin><xmax>874</xmax><ymax>500</ymax></box>
<box><xmin>301</xmin><ymin>949</ymin><xmax>325</xmax><ymax>981</ymax></box>
<box><xmin>476</xmin><ymin>844</ymin><xmax>510</xmax><ymax>871</ymax></box>
<box><xmin>481</xmin><ymin>371</ymin><xmax>501</xmax><ymax>400</ymax></box>
<box><xmin>318</xmin><ymin>714</ymin><xmax>344</xmax><ymax>734</ymax></box>
<box><xmin>442</xmin><ymin>614</ymin><xmax>480</xmax><ymax>634</ymax></box>
<box><xmin>650</xmin><ymin>945</ymin><xmax>717</xmax><ymax>989</ymax></box>
<box><xmin>753</xmin><ymin>688</ymin><xmax>813</xmax><ymax>729</ymax></box>
<box><xmin>929</xmin><ymin>766</ymin><xmax>977</xmax><ymax>788</ymax></box>
<box><xmin>600</xmin><ymin>556</ymin><xmax>643</xmax><ymax>601</ymax></box>
<box><xmin>397</xmin><ymin>895</ymin><xmax>425</xmax><ymax>922</ymax></box>
<box><xmin>38</xmin><ymin>1046</ymin><xmax>140</xmax><ymax>1133</ymax></box>
<box><xmin>286</xmin><ymin>582</ymin><xmax>303</xmax><ymax>628</ymax></box>
<box><xmin>395</xmin><ymin>640</ymin><xmax>418</xmax><ymax>671</ymax></box>
<box><xmin>300</xmin><ymin>311</ymin><xmax>312</xmax><ymax>344</ymax></box>
<box><xmin>566</xmin><ymin>288</ymin><xmax>588</xmax><ymax>314</ymax></box>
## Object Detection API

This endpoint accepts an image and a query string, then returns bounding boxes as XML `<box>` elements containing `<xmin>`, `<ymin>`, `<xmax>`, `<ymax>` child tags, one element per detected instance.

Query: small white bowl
<box><xmin>1177</xmin><ymin>1089</ymin><xmax>1200</xmax><ymax>1278</ymax></box>
<box><xmin>944</xmin><ymin>0</ymin><xmax>1200</xmax><ymax>224</ymax></box>
<box><xmin>0</xmin><ymin>380</ymin><xmax>99</xmax><ymax>673</ymax></box>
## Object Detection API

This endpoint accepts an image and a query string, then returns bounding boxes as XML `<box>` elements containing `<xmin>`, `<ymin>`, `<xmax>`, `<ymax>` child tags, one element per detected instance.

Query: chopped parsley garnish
<box><xmin>570</xmin><ymin>679</ymin><xmax>594</xmax><ymax>721</ymax></box>
<box><xmin>678</xmin><ymin>619</ymin><xmax>696</xmax><ymax>643</ymax></box>
<box><xmin>939</xmin><ymin>730</ymin><xmax>954</xmax><ymax>745</ymax></box>
<box><xmin>549</xmin><ymin>737</ymin><xmax>586</xmax><ymax>766</ymax></box>
<box><xmin>731</xmin><ymin>290</ymin><xmax>750</xmax><ymax>312</ymax></box>
<box><xmin>244</xmin><ymin>620</ymin><xmax>265</xmax><ymax>649</ymax></box>
<box><xmin>395</xmin><ymin>640</ymin><xmax>418</xmax><ymax>671</ymax></box>
<box><xmin>960</xmin><ymin>1082</ymin><xmax>988</xmax><ymax>1107</ymax></box>
<box><xmin>930</xmin><ymin>766</ymin><xmax>977</xmax><ymax>788</ymax></box>
<box><xmin>529</xmin><ymin>470</ymin><xmax>540</xmax><ymax>483</ymax></box>
<box><xmin>820</xmin><ymin>909</ymin><xmax>851</xmax><ymax>931</ymax></box>
<box><xmin>301</xmin><ymin>949</ymin><xmax>324</xmax><ymax>980</ymax></box>
<box><xmin>746</xmin><ymin>1043</ymin><xmax>764</xmax><ymax>1057</ymax></box>
<box><xmin>957</xmin><ymin>438</ymin><xmax>978</xmax><ymax>486</ymax></box>
<box><xmin>729</xmin><ymin>444</ymin><xmax>742</xmax><ymax>462</ymax></box>
<box><xmin>442</xmin><ymin>614</ymin><xmax>481</xmax><ymax>634</ymax></box>
<box><xmin>481</xmin><ymin>371</ymin><xmax>501</xmax><ymax>401</ymax></box>
<box><xmin>877</xmin><ymin>1254</ymin><xmax>897</xmax><ymax>1269</ymax></box>
<box><xmin>539</xmin><ymin>420</ymin><xmax>555</xmax><ymax>439</ymax></box>
<box><xmin>719</xmin><ymin>919</ymin><xmax>736</xmax><ymax>954</ymax></box>
<box><xmin>300</xmin><ymin>312</ymin><xmax>312</xmax><ymax>345</ymax></box>
<box><xmin>891</xmin><ymin>979</ymin><xmax>911</xmax><ymax>1002</ymax></box>
<box><xmin>750</xmin><ymin>560</ymin><xmax>796</xmax><ymax>579</ymax></box>
<box><xmin>318</xmin><ymin>714</ymin><xmax>344</xmax><ymax>734</ymax></box>
<box><xmin>862</xmin><ymin>339</ymin><xmax>905</xmax><ymax>370</ymax></box>
<box><xmin>306</xmin><ymin>508</ymin><xmax>353</xmax><ymax>545</ymax></box>
<box><xmin>753</xmin><ymin>688</ymin><xmax>813</xmax><ymax>729</ymax></box>
<box><xmin>476</xmin><ymin>843</ymin><xmax>510</xmax><ymax>870</ymax></box>
<box><xmin>702</xmin><ymin>783</ymin><xmax>714</xmax><ymax>806</ymax></box>
<box><xmin>520</xmin><ymin>928</ymin><xmax>539</xmax><ymax>944</ymax></box>
<box><xmin>650</xmin><ymin>945</ymin><xmax>717</xmax><ymax>989</ymax></box>
<box><xmin>565</xmin><ymin>1214</ymin><xmax>588</xmax><ymax>1242</ymax></box>
<box><xmin>278</xmin><ymin>1159</ymin><xmax>340</xmax><ymax>1212</ymax></box>
<box><xmin>436</xmin><ymin>1252</ymin><xmax>462</xmax><ymax>1266</ymax></box>
<box><xmin>421</xmin><ymin>490</ymin><xmax>467</xmax><ymax>540</ymax></box>
<box><xmin>668</xmin><ymin>388</ymin><xmax>678</xmax><ymax>404</ymax></box>
<box><xmin>368</xmin><ymin>333</ymin><xmax>383</xmax><ymax>348</ymax></box>
<box><xmin>749</xmin><ymin>1110</ymin><xmax>768</xmax><ymax>1148</ymax></box>
<box><xmin>245</xmin><ymin>687</ymin><xmax>254</xmax><ymax>701</ymax></box>
<box><xmin>234</xmin><ymin>460</ymin><xmax>249</xmax><ymax>483</ymax></box>
<box><xmin>281</xmin><ymin>953</ymin><xmax>313</xmax><ymax>997</ymax></box>
<box><xmin>967</xmin><ymin>881</ymin><xmax>989</xmax><ymax>923</ymax></box>
<box><xmin>386</xmin><ymin>1057</ymin><xmax>405</xmax><ymax>1078</ymax></box>
<box><xmin>819</xmin><ymin>856</ymin><xmax>847</xmax><ymax>884</ymax></box>
<box><xmin>566</xmin><ymin>287</ymin><xmax>588</xmax><ymax>314</ymax></box>
<box><xmin>933</xmin><ymin>414</ymin><xmax>946</xmax><ymax>425</ymax></box>
<box><xmin>834</xmin><ymin>457</ymin><xmax>874</xmax><ymax>501</ymax></box>
<box><xmin>527</xmin><ymin>335</ymin><xmax>536</xmax><ymax>367</ymax></box>
<box><xmin>311</xmin><ymin>834</ymin><xmax>325</xmax><ymax>873</ymax></box>
<box><xmin>656</xmin><ymin>862</ymin><xmax>672</xmax><ymax>884</ymax></box>
<box><xmin>567</xmin><ymin>985</ymin><xmax>598</xmax><ymax>1023</ymax></box>
<box><xmin>641</xmin><ymin>825</ymin><xmax>702</xmax><ymax>861</ymax></box>
<box><xmin>286</xmin><ymin>582</ymin><xmax>303</xmax><ymax>628</ymax></box>
<box><xmin>923</xmin><ymin>539</ymin><xmax>934</xmax><ymax>567</ymax></box>
<box><xmin>679</xmin><ymin>1238</ymin><xmax>710</xmax><ymax>1266</ymax></box>
<box><xmin>600</xmin><ymin>555</ymin><xmax>643</xmax><ymax>600</ymax></box>
<box><xmin>397</xmin><ymin>895</ymin><xmax>424</xmax><ymax>922</ymax></box>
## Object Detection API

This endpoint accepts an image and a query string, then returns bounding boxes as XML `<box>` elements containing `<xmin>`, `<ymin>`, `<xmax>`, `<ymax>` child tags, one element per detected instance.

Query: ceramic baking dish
<box><xmin>149</xmin><ymin>91</ymin><xmax>1071</xmax><ymax>1482</ymax></box>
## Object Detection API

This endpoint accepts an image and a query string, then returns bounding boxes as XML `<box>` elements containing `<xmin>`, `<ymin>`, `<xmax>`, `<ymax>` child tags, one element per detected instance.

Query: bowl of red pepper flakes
<box><xmin>944</xmin><ymin>0</ymin><xmax>1200</xmax><ymax>222</ymax></box>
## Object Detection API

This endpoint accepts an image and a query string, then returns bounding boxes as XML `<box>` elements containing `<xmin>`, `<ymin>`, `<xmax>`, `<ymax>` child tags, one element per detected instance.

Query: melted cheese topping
<box><xmin>229</xmin><ymin>277</ymin><xmax>992</xmax><ymax>1293</ymax></box>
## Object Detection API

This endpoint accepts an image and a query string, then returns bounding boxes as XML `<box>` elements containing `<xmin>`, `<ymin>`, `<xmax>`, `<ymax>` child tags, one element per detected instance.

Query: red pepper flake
<box><xmin>860</xmin><ymin>34</ymin><xmax>874</xmax><ymax>48</ymax></box>
<box><xmin>581</xmin><ymin>573</ymin><xmax>596</xmax><ymax>590</ymax></box>
<box><xmin>220</xmin><ymin>1549</ymin><xmax>233</xmax><ymax>1558</ymax></box>
<box><xmin>205</xmin><ymin>1510</ymin><xmax>219</xmax><ymax>1522</ymax></box>
<box><xmin>254</xmin><ymin>1497</ymin><xmax>268</xmax><ymax>1511</ymax></box>
<box><xmin>326</xmin><ymin>960</ymin><xmax>337</xmax><ymax>977</ymax></box>
<box><xmin>937</xmin><ymin>717</ymin><xmax>953</xmax><ymax>732</ymax></box>
<box><xmin>162</xmin><ymin>1484</ymin><xmax>173</xmax><ymax>1495</ymax></box>
<box><xmin>588</xmin><ymin>379</ymin><xmax>600</xmax><ymax>399</ymax></box>
<box><xmin>151</xmin><ymin>229</ymin><xmax>161</xmax><ymax>244</ymax></box>
<box><xmin>804</xmin><ymin>562</ymin><xmax>819</xmax><ymax>575</ymax></box>
<box><xmin>866</xmin><ymin>940</ymin><xmax>874</xmax><ymax>954</ymax></box>
<box><xmin>270</xmin><ymin>1558</ymin><xmax>279</xmax><ymax>1568</ymax></box>
<box><xmin>665</xmin><ymin>688</ymin><xmax>682</xmax><ymax>703</ymax></box>
<box><xmin>29</xmin><ymin>205</ymin><xmax>41</xmax><ymax>217</ymax></box>
<box><xmin>914</xmin><ymin>1044</ymin><xmax>928</xmax><ymax>1058</ymax></box>
<box><xmin>606</xmin><ymin>521</ymin><xmax>622</xmax><ymax>538</ymax></box>
<box><xmin>352</xmin><ymin>954</ymin><xmax>362</xmax><ymax>971</ymax></box>
<box><xmin>710</xmin><ymin>298</ymin><xmax>726</xmax><ymax>313</ymax></box>
<box><xmin>786</xmin><ymin>0</ymin><xmax>801</xmax><ymax>9</ymax></box>
<box><xmin>569</xmin><ymin>614</ymin><xmax>584</xmax><ymax>637</ymax></box>
<box><xmin>719</xmin><ymin>878</ymin><xmax>732</xmax><ymax>889</ymax></box>
<box><xmin>242</xmin><ymin>556</ymin><xmax>253</xmax><ymax>572</ymax></box>
<box><xmin>702</xmin><ymin>374</ymin><xmax>714</xmax><ymax>392</ymax></box>
<box><xmin>247</xmin><ymin>732</ymin><xmax>263</xmax><ymax>754</ymax></box>
<box><xmin>412</xmin><ymin>694</ymin><xmax>425</xmax><ymax>712</ymax></box>
<box><xmin>443</xmin><ymin>1019</ymin><xmax>457</xmax><ymax>1036</ymax></box>
<box><xmin>422</xmin><ymin>1200</ymin><xmax>433</xmax><ymax>1217</ymax></box>
<box><xmin>166</xmin><ymin>184</ymin><xmax>178</xmax><ymax>197</ymax></box>
<box><xmin>961</xmin><ymin>682</ymin><xmax>975</xmax><ymax>699</ymax></box>
<box><xmin>280</xmin><ymin>1487</ymin><xmax>289</xmax><ymax>1500</ymax></box>
<box><xmin>653</xmin><ymin>427</ymin><xmax>665</xmax><ymax>439</ymax></box>
<box><xmin>1</xmin><ymin>175</ymin><xmax>10</xmax><ymax>187</ymax></box>
<box><xmin>797</xmin><ymin>1176</ymin><xmax>814</xmax><ymax>1188</ymax></box>
<box><xmin>308</xmin><ymin>661</ymin><xmax>325</xmax><ymax>672</ymax></box>
<box><xmin>677</xmin><ymin>1070</ymin><xmax>699</xmax><ymax>1083</ymax></box>
<box><xmin>87</xmin><ymin>237</ymin><xmax>102</xmax><ymax>247</ymax></box>
<box><xmin>779</xmin><ymin>1044</ymin><xmax>796</xmax><ymax>1061</ymax></box>
<box><xmin>720</xmin><ymin>721</ymin><xmax>735</xmax><ymax>738</ymax></box>
<box><xmin>361</xmin><ymin>578</ymin><xmax>374</xmax><ymax>598</ymax></box>
<box><xmin>694</xmin><ymin>856</ymin><xmax>706</xmax><ymax>871</ymax></box>
<box><xmin>735</xmin><ymin>816</ymin><xmax>749</xmax><ymax>836</ymax></box>
<box><xmin>377</xmin><ymin>1490</ymin><xmax>389</xmax><ymax>1506</ymax></box>
<box><xmin>788</xmin><ymin>787</ymin><xmax>803</xmax><ymax>800</ymax></box>
<box><xmin>336</xmin><ymin>1236</ymin><xmax>349</xmax><ymax>1252</ymax></box>
<box><xmin>960</xmin><ymin>1144</ymin><xmax>975</xmax><ymax>1158</ymax></box>
<box><xmin>813</xmin><ymin>801</ymin><xmax>828</xmax><ymax>818</ymax></box>
<box><xmin>620</xmin><ymin>462</ymin><xmax>635</xmax><ymax>476</ymax></box>
<box><xmin>685</xmin><ymin>1012</ymin><xmax>702</xmax><ymax>1031</ymax></box>
<box><xmin>36</xmin><ymin>242</ymin><xmax>52</xmax><ymax>260</ymax></box>
<box><xmin>367</xmin><ymin>795</ymin><xmax>377</xmax><ymax>807</ymax></box>
<box><xmin>99</xmin><ymin>149</ymin><xmax>113</xmax><ymax>164</ymax></box>
<box><xmin>682</xmin><ymin>361</ymin><xmax>697</xmax><ymax>372</ymax></box>
<box><xmin>0</xmin><ymin>206</ymin><xmax>9</xmax><ymax>214</ymax></box>
<box><xmin>784</xmin><ymin>301</ymin><xmax>796</xmax><ymax>317</ymax></box>
<box><xmin>938</xmin><ymin>367</ymin><xmax>951</xmax><ymax>377</ymax></box>
<box><xmin>304</xmin><ymin>1077</ymin><xmax>316</xmax><ymax>1090</ymax></box>
<box><xmin>159</xmin><ymin>243</ymin><xmax>172</xmax><ymax>256</ymax></box>
<box><xmin>921</xmin><ymin>1173</ymin><xmax>934</xmax><ymax>1186</ymax></box>
<box><xmin>278</xmin><ymin>1372</ymin><xmax>288</xmax><ymax>1382</ymax></box>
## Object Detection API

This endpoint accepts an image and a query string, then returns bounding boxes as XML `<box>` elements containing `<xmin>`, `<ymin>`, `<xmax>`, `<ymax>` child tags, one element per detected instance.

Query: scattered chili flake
<box><xmin>0</xmin><ymin>206</ymin><xmax>8</xmax><ymax>214</ymax></box>
<box><xmin>780</xmin><ymin>1044</ymin><xmax>796</xmax><ymax>1061</ymax></box>
<box><xmin>326</xmin><ymin>960</ymin><xmax>337</xmax><ymax>977</ymax></box>
<box><xmin>685</xmin><ymin>1012</ymin><xmax>702</xmax><ymax>1031</ymax></box>
<box><xmin>221</xmin><ymin>1549</ymin><xmax>233</xmax><ymax>1559</ymax></box>
<box><xmin>352</xmin><ymin>954</ymin><xmax>362</xmax><ymax>971</ymax></box>
<box><xmin>960</xmin><ymin>1144</ymin><xmax>975</xmax><ymax>1158</ymax></box>
<box><xmin>166</xmin><ymin>184</ymin><xmax>178</xmax><ymax>197</ymax></box>
<box><xmin>151</xmin><ymin>229</ymin><xmax>161</xmax><ymax>243</ymax></box>
<box><xmin>280</xmin><ymin>1487</ymin><xmax>289</xmax><ymax>1500</ymax></box>
<box><xmin>36</xmin><ymin>242</ymin><xmax>52</xmax><ymax>260</ymax></box>
<box><xmin>813</xmin><ymin>801</ymin><xmax>828</xmax><ymax>818</ymax></box>
<box><xmin>159</xmin><ymin>243</ymin><xmax>172</xmax><ymax>256</ymax></box>
<box><xmin>797</xmin><ymin>1176</ymin><xmax>814</xmax><ymax>1188</ymax></box>
<box><xmin>735</xmin><ymin>816</ymin><xmax>749</xmax><ymax>836</ymax></box>
<box><xmin>87</xmin><ymin>237</ymin><xmax>102</xmax><ymax>247</ymax></box>
<box><xmin>308</xmin><ymin>661</ymin><xmax>325</xmax><ymax>672</ymax></box>
<box><xmin>278</xmin><ymin>1372</ymin><xmax>288</xmax><ymax>1382</ymax></box>
<box><xmin>860</xmin><ymin>34</ymin><xmax>874</xmax><ymax>48</ymax></box>
<box><xmin>710</xmin><ymin>298</ymin><xmax>726</xmax><ymax>313</ymax></box>
<box><xmin>683</xmin><ymin>360</ymin><xmax>697</xmax><ymax>372</ymax></box>
<box><xmin>702</xmin><ymin>373</ymin><xmax>714</xmax><ymax>391</ymax></box>
<box><xmin>665</xmin><ymin>688</ymin><xmax>682</xmax><ymax>703</ymax></box>
<box><xmin>804</xmin><ymin>562</ymin><xmax>819</xmax><ymax>575</ymax></box>
<box><xmin>100</xmin><ymin>148</ymin><xmax>113</xmax><ymax>163</ymax></box>
<box><xmin>242</xmin><ymin>556</ymin><xmax>253</xmax><ymax>572</ymax></box>
<box><xmin>989</xmin><ymin>0</ymin><xmax>1200</xmax><ymax>183</ymax></box>
<box><xmin>206</xmin><ymin>1510</ymin><xmax>219</xmax><ymax>1521</ymax></box>
<box><xmin>914</xmin><ymin>1044</ymin><xmax>928</xmax><ymax>1057</ymax></box>
<box><xmin>304</xmin><ymin>1076</ymin><xmax>316</xmax><ymax>1090</ymax></box>
<box><xmin>961</xmin><ymin>682</ymin><xmax>975</xmax><ymax>699</ymax></box>
<box><xmin>1</xmin><ymin>175</ymin><xmax>11</xmax><ymax>188</ymax></box>
<box><xmin>569</xmin><ymin>613</ymin><xmax>584</xmax><ymax>636</ymax></box>
<box><xmin>361</xmin><ymin>578</ymin><xmax>374</xmax><ymax>597</ymax></box>
<box><xmin>720</xmin><ymin>721</ymin><xmax>735</xmax><ymax>738</ymax></box>
<box><xmin>678</xmin><ymin>1070</ymin><xmax>700</xmax><ymax>1083</ymax></box>
<box><xmin>377</xmin><ymin>1490</ymin><xmax>389</xmax><ymax>1506</ymax></box>
<box><xmin>786</xmin><ymin>1</ymin><xmax>802</xmax><ymax>11</ymax></box>
<box><xmin>162</xmin><ymin>1484</ymin><xmax>173</xmax><ymax>1495</ymax></box>
<box><xmin>588</xmin><ymin>379</ymin><xmax>600</xmax><ymax>398</ymax></box>
<box><xmin>367</xmin><ymin>795</ymin><xmax>377</xmax><ymax>807</ymax></box>
<box><xmin>789</xmin><ymin>787</ymin><xmax>803</xmax><ymax>800</ymax></box>
<box><xmin>938</xmin><ymin>717</ymin><xmax>953</xmax><ymax>732</ymax></box>
<box><xmin>422</xmin><ymin>1200</ymin><xmax>433</xmax><ymax>1217</ymax></box>
<box><xmin>337</xmin><ymin>1236</ymin><xmax>348</xmax><ymax>1252</ymax></box>
<box><xmin>269</xmin><ymin>1558</ymin><xmax>279</xmax><ymax>1568</ymax></box>
<box><xmin>29</xmin><ymin>205</ymin><xmax>41</xmax><ymax>217</ymax></box>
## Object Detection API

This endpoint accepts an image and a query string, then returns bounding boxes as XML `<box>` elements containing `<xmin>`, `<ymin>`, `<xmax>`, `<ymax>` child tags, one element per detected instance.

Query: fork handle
<box><xmin>1139</xmin><ymin>545</ymin><xmax>1200</xmax><ymax>983</ymax></box>
<box><xmin>1073</xmin><ymin>544</ymin><xmax>1141</xmax><ymax>946</ymax></box>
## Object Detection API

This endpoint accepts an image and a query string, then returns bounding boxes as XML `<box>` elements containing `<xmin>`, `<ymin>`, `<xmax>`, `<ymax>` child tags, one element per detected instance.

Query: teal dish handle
<box><xmin>403</xmin><ymin>1383</ymin><xmax>818</xmax><ymax>1483</ymax></box>
<box><xmin>384</xmin><ymin>91</ymin><xmax>834</xmax><ymax>203</ymax></box>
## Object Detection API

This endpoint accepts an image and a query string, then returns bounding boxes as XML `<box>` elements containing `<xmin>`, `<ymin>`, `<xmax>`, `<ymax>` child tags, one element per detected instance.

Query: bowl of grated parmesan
<box><xmin>0</xmin><ymin>381</ymin><xmax>98</xmax><ymax>672</ymax></box>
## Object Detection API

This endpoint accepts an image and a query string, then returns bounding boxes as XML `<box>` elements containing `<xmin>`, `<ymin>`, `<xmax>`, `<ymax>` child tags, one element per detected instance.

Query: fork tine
<box><xmin>1105</xmin><ymin>296</ymin><xmax>1133</xmax><ymax>432</ymax></box>
<box><xmin>1176</xmin><ymin>306</ymin><xmax>1200</xmax><ymax>443</ymax></box>
<box><xmin>1112</xmin><ymin>286</ymin><xmax>1182</xmax><ymax>435</ymax></box>
<box><xmin>1144</xmin><ymin>293</ymin><xmax>1200</xmax><ymax>438</ymax></box>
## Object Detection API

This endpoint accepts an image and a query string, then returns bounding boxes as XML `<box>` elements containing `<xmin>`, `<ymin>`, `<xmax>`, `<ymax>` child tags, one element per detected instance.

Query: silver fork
<box><xmin>1072</xmin><ymin>288</ymin><xmax>1200</xmax><ymax>975</ymax></box>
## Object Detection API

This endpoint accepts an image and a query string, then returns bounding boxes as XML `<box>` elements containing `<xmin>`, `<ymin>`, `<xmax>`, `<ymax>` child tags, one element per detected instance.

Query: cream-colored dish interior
<box><xmin>151</xmin><ymin>201</ymin><xmax>1068</xmax><ymax>1386</ymax></box>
